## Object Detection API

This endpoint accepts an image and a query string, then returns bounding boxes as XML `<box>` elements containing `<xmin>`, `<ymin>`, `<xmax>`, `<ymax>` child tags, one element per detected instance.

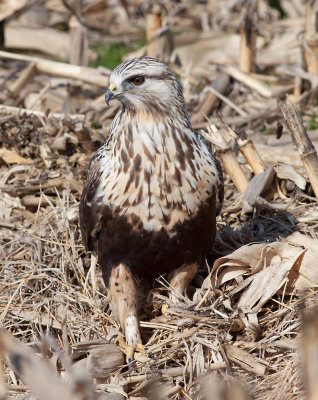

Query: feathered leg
<box><xmin>108</xmin><ymin>263</ymin><xmax>142</xmax><ymax>363</ymax></box>
<box><xmin>165</xmin><ymin>263</ymin><xmax>199</xmax><ymax>307</ymax></box>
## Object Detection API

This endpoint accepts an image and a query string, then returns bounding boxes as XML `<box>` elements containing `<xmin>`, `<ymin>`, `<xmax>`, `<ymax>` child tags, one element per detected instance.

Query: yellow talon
<box><xmin>161</xmin><ymin>304</ymin><xmax>169</xmax><ymax>315</ymax></box>
<box><xmin>111</xmin><ymin>334</ymin><xmax>147</xmax><ymax>366</ymax></box>
<box><xmin>126</xmin><ymin>345</ymin><xmax>135</xmax><ymax>366</ymax></box>
<box><xmin>136</xmin><ymin>343</ymin><xmax>145</xmax><ymax>352</ymax></box>
<box><xmin>113</xmin><ymin>333</ymin><xmax>126</xmax><ymax>348</ymax></box>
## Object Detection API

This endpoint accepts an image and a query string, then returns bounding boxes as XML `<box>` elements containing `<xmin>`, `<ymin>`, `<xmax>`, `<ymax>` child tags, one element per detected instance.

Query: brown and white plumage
<box><xmin>80</xmin><ymin>56</ymin><xmax>223</xmax><ymax>355</ymax></box>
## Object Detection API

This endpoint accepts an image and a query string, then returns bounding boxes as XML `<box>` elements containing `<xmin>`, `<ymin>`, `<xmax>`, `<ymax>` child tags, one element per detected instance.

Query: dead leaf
<box><xmin>212</xmin><ymin>233</ymin><xmax>318</xmax><ymax>295</ymax></box>
<box><xmin>209</xmin><ymin>232</ymin><xmax>318</xmax><ymax>316</ymax></box>
<box><xmin>211</xmin><ymin>243</ymin><xmax>279</xmax><ymax>288</ymax></box>
<box><xmin>0</xmin><ymin>148</ymin><xmax>32</xmax><ymax>165</ymax></box>
<box><xmin>286</xmin><ymin>232</ymin><xmax>318</xmax><ymax>291</ymax></box>
<box><xmin>274</xmin><ymin>163</ymin><xmax>307</xmax><ymax>190</ymax></box>
<box><xmin>233</xmin><ymin>250</ymin><xmax>305</xmax><ymax>312</ymax></box>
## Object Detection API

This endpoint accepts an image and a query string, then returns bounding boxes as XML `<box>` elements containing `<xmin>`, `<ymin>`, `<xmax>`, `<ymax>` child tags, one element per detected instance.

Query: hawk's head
<box><xmin>105</xmin><ymin>57</ymin><xmax>189</xmax><ymax>122</ymax></box>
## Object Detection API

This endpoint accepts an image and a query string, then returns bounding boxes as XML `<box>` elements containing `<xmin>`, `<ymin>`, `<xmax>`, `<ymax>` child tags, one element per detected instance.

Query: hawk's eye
<box><xmin>130</xmin><ymin>76</ymin><xmax>144</xmax><ymax>86</ymax></box>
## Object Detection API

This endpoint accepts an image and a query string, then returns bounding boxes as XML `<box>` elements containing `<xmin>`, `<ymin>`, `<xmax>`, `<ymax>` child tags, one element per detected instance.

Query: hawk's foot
<box><xmin>110</xmin><ymin>333</ymin><xmax>148</xmax><ymax>368</ymax></box>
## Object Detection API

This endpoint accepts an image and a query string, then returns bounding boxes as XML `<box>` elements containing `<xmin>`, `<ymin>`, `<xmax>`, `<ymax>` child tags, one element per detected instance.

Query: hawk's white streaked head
<box><xmin>105</xmin><ymin>56</ymin><xmax>190</xmax><ymax>123</ymax></box>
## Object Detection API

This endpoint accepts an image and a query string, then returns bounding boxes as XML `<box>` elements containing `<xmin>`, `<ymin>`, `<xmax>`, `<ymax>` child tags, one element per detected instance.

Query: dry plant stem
<box><xmin>168</xmin><ymin>63</ymin><xmax>200</xmax><ymax>87</ymax></box>
<box><xmin>9</xmin><ymin>62</ymin><xmax>37</xmax><ymax>97</ymax></box>
<box><xmin>21</xmin><ymin>195</ymin><xmax>57</xmax><ymax>208</ymax></box>
<box><xmin>239</xmin><ymin>0</ymin><xmax>257</xmax><ymax>73</ymax></box>
<box><xmin>304</xmin><ymin>1</ymin><xmax>318</xmax><ymax>75</ymax></box>
<box><xmin>4</xmin><ymin>25</ymin><xmax>70</xmax><ymax>61</ymax></box>
<box><xmin>223</xmin><ymin>124</ymin><xmax>265</xmax><ymax>174</ymax></box>
<box><xmin>294</xmin><ymin>76</ymin><xmax>302</xmax><ymax>97</ymax></box>
<box><xmin>209</xmin><ymin>126</ymin><xmax>249</xmax><ymax>193</ymax></box>
<box><xmin>28</xmin><ymin>83</ymin><xmax>50</xmax><ymax>110</ymax></box>
<box><xmin>223</xmin><ymin>65</ymin><xmax>272</xmax><ymax>98</ymax></box>
<box><xmin>192</xmin><ymin>105</ymin><xmax>277</xmax><ymax>130</ymax></box>
<box><xmin>239</xmin><ymin>142</ymin><xmax>264</xmax><ymax>174</ymax></box>
<box><xmin>278</xmin><ymin>97</ymin><xmax>318</xmax><ymax>198</ymax></box>
<box><xmin>218</xmin><ymin>147</ymin><xmax>248</xmax><ymax>193</ymax></box>
<box><xmin>146</xmin><ymin>13</ymin><xmax>161</xmax><ymax>56</ymax></box>
<box><xmin>90</xmin><ymin>254</ymin><xmax>97</xmax><ymax>294</ymax></box>
<box><xmin>1</xmin><ymin>177</ymin><xmax>64</xmax><ymax>197</ymax></box>
<box><xmin>211</xmin><ymin>152</ymin><xmax>248</xmax><ymax>194</ymax></box>
<box><xmin>69</xmin><ymin>15</ymin><xmax>89</xmax><ymax>66</ymax></box>
<box><xmin>191</xmin><ymin>73</ymin><xmax>230</xmax><ymax>123</ymax></box>
<box><xmin>0</xmin><ymin>50</ymin><xmax>107</xmax><ymax>87</ymax></box>
<box><xmin>208</xmin><ymin>85</ymin><xmax>247</xmax><ymax>117</ymax></box>
<box><xmin>0</xmin><ymin>104</ymin><xmax>84</xmax><ymax>122</ymax></box>
<box><xmin>0</xmin><ymin>0</ymin><xmax>45</xmax><ymax>24</ymax></box>
<box><xmin>119</xmin><ymin>366</ymin><xmax>186</xmax><ymax>385</ymax></box>
<box><xmin>225</xmin><ymin>344</ymin><xmax>266</xmax><ymax>376</ymax></box>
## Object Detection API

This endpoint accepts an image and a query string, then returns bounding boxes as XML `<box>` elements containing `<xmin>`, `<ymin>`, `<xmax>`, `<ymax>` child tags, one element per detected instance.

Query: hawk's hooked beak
<box><xmin>105</xmin><ymin>82</ymin><xmax>116</xmax><ymax>106</ymax></box>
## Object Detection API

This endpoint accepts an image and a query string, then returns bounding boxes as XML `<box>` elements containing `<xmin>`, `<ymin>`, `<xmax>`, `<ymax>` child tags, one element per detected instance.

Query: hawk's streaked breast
<box><xmin>90</xmin><ymin>109</ymin><xmax>220</xmax><ymax>235</ymax></box>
